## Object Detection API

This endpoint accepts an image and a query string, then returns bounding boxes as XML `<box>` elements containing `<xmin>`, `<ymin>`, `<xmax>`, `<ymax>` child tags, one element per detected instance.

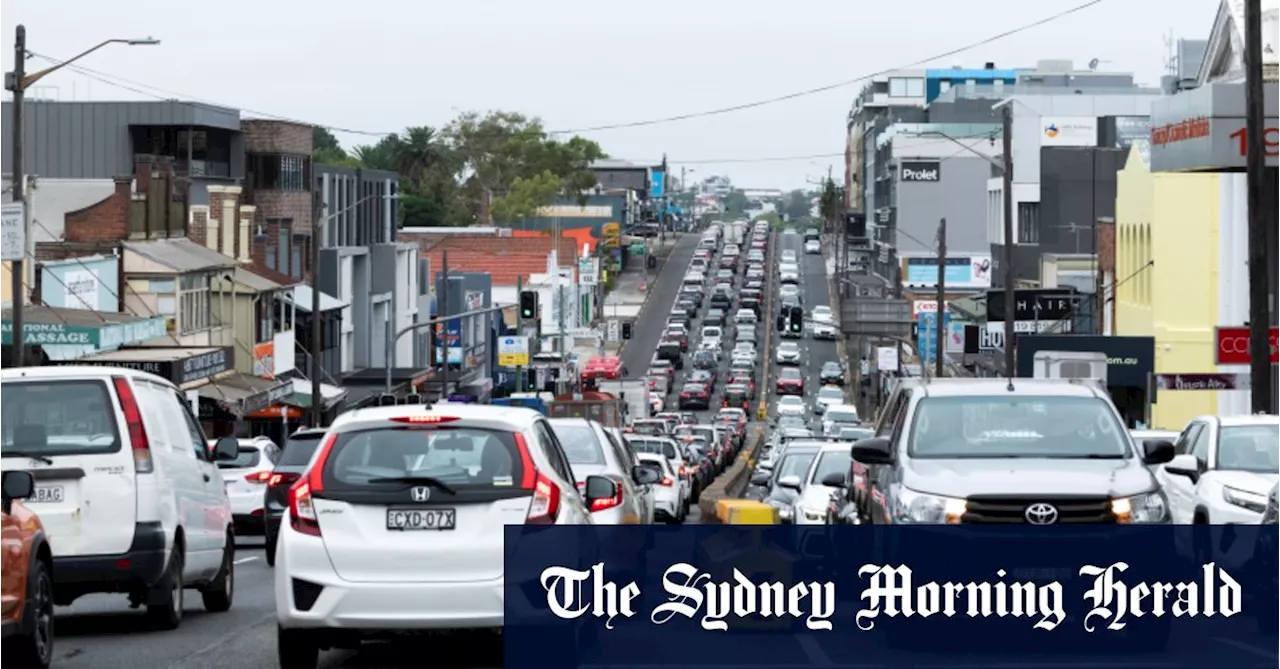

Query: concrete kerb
<box><xmin>613</xmin><ymin>236</ymin><xmax>680</xmax><ymax>360</ymax></box>
<box><xmin>697</xmin><ymin>424</ymin><xmax>767</xmax><ymax>524</ymax></box>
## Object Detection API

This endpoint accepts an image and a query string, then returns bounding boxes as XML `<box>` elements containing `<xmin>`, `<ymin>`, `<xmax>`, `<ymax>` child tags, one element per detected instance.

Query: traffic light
<box><xmin>403</xmin><ymin>393</ymin><xmax>423</xmax><ymax>405</ymax></box>
<box><xmin>621</xmin><ymin>322</ymin><xmax>633</xmax><ymax>340</ymax></box>
<box><xmin>519</xmin><ymin>291</ymin><xmax>538</xmax><ymax>320</ymax></box>
<box><xmin>789</xmin><ymin>306</ymin><xmax>803</xmax><ymax>333</ymax></box>
<box><xmin>378</xmin><ymin>393</ymin><xmax>397</xmax><ymax>406</ymax></box>
<box><xmin>777</xmin><ymin>314</ymin><xmax>786</xmax><ymax>331</ymax></box>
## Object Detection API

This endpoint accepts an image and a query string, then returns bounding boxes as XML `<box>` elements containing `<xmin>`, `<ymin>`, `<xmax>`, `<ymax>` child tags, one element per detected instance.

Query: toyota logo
<box><xmin>410</xmin><ymin>486</ymin><xmax>431</xmax><ymax>502</ymax></box>
<box><xmin>1024</xmin><ymin>503</ymin><xmax>1059</xmax><ymax>525</ymax></box>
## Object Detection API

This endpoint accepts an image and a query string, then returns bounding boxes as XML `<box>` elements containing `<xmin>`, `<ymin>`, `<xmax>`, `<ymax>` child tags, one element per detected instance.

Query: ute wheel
<box><xmin>201</xmin><ymin>531</ymin><xmax>235</xmax><ymax>612</ymax></box>
<box><xmin>146</xmin><ymin>546</ymin><xmax>184</xmax><ymax>630</ymax></box>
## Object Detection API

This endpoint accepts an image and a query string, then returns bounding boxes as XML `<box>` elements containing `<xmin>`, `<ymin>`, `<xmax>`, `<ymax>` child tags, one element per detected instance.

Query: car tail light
<box><xmin>289</xmin><ymin>432</ymin><xmax>337</xmax><ymax>537</ymax></box>
<box><xmin>389</xmin><ymin>415</ymin><xmax>460</xmax><ymax>424</ymax></box>
<box><xmin>589</xmin><ymin>486</ymin><xmax>624</xmax><ymax>513</ymax></box>
<box><xmin>245</xmin><ymin>471</ymin><xmax>272</xmax><ymax>484</ymax></box>
<box><xmin>515</xmin><ymin>432</ymin><xmax>560</xmax><ymax>524</ymax></box>
<box><xmin>269</xmin><ymin>472</ymin><xmax>300</xmax><ymax>487</ymax></box>
<box><xmin>721</xmin><ymin>400</ymin><xmax>727</xmax><ymax>408</ymax></box>
<box><xmin>659</xmin><ymin>476</ymin><xmax>675</xmax><ymax>487</ymax></box>
<box><xmin>112</xmin><ymin>376</ymin><xmax>153</xmax><ymax>474</ymax></box>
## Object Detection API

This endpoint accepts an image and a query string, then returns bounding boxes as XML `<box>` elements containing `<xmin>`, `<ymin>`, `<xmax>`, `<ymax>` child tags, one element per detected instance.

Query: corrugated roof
<box><xmin>123</xmin><ymin>238</ymin><xmax>237</xmax><ymax>272</ymax></box>
<box><xmin>232</xmin><ymin>267</ymin><xmax>287</xmax><ymax>293</ymax></box>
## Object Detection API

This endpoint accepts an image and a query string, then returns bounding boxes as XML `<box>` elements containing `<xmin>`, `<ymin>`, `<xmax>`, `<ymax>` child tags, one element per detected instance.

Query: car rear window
<box><xmin>324</xmin><ymin>426</ymin><xmax>525</xmax><ymax>489</ymax></box>
<box><xmin>1</xmin><ymin>380</ymin><xmax>121</xmax><ymax>455</ymax></box>
<box><xmin>629</xmin><ymin>439</ymin><xmax>677</xmax><ymax>460</ymax></box>
<box><xmin>218</xmin><ymin>446</ymin><xmax>261</xmax><ymax>469</ymax></box>
<box><xmin>279</xmin><ymin>433</ymin><xmax>325</xmax><ymax>466</ymax></box>
<box><xmin>549</xmin><ymin>423</ymin><xmax>606</xmax><ymax>465</ymax></box>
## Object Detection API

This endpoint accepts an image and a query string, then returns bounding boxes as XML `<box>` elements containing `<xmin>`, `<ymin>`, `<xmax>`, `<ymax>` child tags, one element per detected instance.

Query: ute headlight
<box><xmin>1112</xmin><ymin>491</ymin><xmax>1169</xmax><ymax>523</ymax></box>
<box><xmin>800</xmin><ymin>505</ymin><xmax>824</xmax><ymax>522</ymax></box>
<box><xmin>892</xmin><ymin>487</ymin><xmax>966</xmax><ymax>524</ymax></box>
<box><xmin>1221</xmin><ymin>486</ymin><xmax>1268</xmax><ymax>514</ymax></box>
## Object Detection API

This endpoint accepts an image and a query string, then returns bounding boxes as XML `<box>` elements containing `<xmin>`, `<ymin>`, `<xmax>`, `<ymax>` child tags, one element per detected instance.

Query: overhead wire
<box><xmin>22</xmin><ymin>1</ymin><xmax>1101</xmax><ymax>140</ymax></box>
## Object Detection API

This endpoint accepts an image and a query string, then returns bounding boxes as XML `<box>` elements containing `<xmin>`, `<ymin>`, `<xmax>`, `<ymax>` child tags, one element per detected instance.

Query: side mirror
<box><xmin>1164</xmin><ymin>453</ymin><xmax>1202</xmax><ymax>479</ymax></box>
<box><xmin>821</xmin><ymin>472</ymin><xmax>847</xmax><ymax>488</ymax></box>
<box><xmin>632</xmin><ymin>466</ymin><xmax>661</xmax><ymax>486</ymax></box>
<box><xmin>213</xmin><ymin>436</ymin><xmax>240</xmax><ymax>461</ymax></box>
<box><xmin>851</xmin><ymin>436</ymin><xmax>893</xmax><ymax>466</ymax></box>
<box><xmin>0</xmin><ymin>470</ymin><xmax>34</xmax><ymax>514</ymax></box>
<box><xmin>1141</xmin><ymin>440</ymin><xmax>1176</xmax><ymax>466</ymax></box>
<box><xmin>583</xmin><ymin>475</ymin><xmax>621</xmax><ymax>511</ymax></box>
<box><xmin>777</xmin><ymin>475</ymin><xmax>802</xmax><ymax>490</ymax></box>
<box><xmin>750</xmin><ymin>471</ymin><xmax>771</xmax><ymax>486</ymax></box>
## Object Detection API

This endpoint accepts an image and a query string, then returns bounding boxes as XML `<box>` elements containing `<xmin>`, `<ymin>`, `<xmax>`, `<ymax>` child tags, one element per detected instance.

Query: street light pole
<box><xmin>5</xmin><ymin>27</ymin><xmax>159</xmax><ymax>367</ymax></box>
<box><xmin>1243</xmin><ymin>0</ymin><xmax>1275</xmax><ymax>414</ymax></box>
<box><xmin>1000</xmin><ymin>102</ymin><xmax>1016</xmax><ymax>379</ymax></box>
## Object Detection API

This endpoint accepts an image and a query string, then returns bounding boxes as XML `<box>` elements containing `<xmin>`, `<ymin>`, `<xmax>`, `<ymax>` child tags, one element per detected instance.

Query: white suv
<box><xmin>1159</xmin><ymin>414</ymin><xmax>1279</xmax><ymax>525</ymax></box>
<box><xmin>215</xmin><ymin>436</ymin><xmax>281</xmax><ymax>536</ymax></box>
<box><xmin>0</xmin><ymin>366</ymin><xmax>239</xmax><ymax>630</ymax></box>
<box><xmin>274</xmin><ymin>403</ymin><xmax>592</xmax><ymax>667</ymax></box>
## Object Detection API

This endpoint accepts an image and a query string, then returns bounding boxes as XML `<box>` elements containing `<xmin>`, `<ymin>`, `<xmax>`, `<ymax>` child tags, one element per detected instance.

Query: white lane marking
<box><xmin>796</xmin><ymin>633</ymin><xmax>833</xmax><ymax>666</ymax></box>
<box><xmin>1213</xmin><ymin>637</ymin><xmax>1279</xmax><ymax>660</ymax></box>
<box><xmin>233</xmin><ymin>556</ymin><xmax>259</xmax><ymax>565</ymax></box>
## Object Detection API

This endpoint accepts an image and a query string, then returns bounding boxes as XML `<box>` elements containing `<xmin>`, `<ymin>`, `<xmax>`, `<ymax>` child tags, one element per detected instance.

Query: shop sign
<box><xmin>177</xmin><ymin>347</ymin><xmax>233</xmax><ymax>386</ymax></box>
<box><xmin>253</xmin><ymin>341</ymin><xmax>275</xmax><ymax>379</ymax></box>
<box><xmin>1149</xmin><ymin>82</ymin><xmax>1279</xmax><ymax>172</ymax></box>
<box><xmin>2</xmin><ymin>321</ymin><xmax>98</xmax><ymax>346</ymax></box>
<box><xmin>1214</xmin><ymin>326</ymin><xmax>1279</xmax><ymax>365</ymax></box>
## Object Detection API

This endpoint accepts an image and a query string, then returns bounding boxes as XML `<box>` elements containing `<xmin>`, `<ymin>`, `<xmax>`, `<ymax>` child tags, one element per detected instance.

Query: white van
<box><xmin>0</xmin><ymin>366</ymin><xmax>241</xmax><ymax>630</ymax></box>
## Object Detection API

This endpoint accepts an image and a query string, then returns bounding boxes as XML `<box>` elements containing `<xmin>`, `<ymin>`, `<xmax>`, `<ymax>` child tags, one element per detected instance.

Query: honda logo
<box><xmin>410</xmin><ymin>486</ymin><xmax>431</xmax><ymax>502</ymax></box>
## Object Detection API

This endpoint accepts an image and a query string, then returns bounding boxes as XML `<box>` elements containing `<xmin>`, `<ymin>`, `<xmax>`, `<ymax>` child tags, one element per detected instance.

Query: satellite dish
<box><xmin>1088</xmin><ymin>58</ymin><xmax>1100</xmax><ymax>71</ymax></box>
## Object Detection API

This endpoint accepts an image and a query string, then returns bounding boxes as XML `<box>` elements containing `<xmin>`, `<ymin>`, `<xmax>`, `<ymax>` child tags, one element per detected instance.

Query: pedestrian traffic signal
<box><xmin>621</xmin><ymin>322</ymin><xmax>633</xmax><ymax>340</ymax></box>
<box><xmin>519</xmin><ymin>291</ymin><xmax>538</xmax><ymax>320</ymax></box>
<box><xmin>403</xmin><ymin>393</ymin><xmax>422</xmax><ymax>405</ymax></box>
<box><xmin>789</xmin><ymin>306</ymin><xmax>803</xmax><ymax>333</ymax></box>
<box><xmin>777</xmin><ymin>314</ymin><xmax>786</xmax><ymax>331</ymax></box>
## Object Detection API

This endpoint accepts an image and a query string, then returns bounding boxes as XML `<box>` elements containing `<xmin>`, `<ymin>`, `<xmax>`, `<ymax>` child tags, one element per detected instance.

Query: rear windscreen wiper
<box><xmin>2</xmin><ymin>451</ymin><xmax>54</xmax><ymax>465</ymax></box>
<box><xmin>366</xmin><ymin>476</ymin><xmax>458</xmax><ymax>495</ymax></box>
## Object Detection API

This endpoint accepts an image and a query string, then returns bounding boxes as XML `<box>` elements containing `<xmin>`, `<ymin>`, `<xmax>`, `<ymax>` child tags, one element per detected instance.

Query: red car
<box><xmin>722</xmin><ymin>385</ymin><xmax>751</xmax><ymax>410</ymax></box>
<box><xmin>726</xmin><ymin>374</ymin><xmax>756</xmax><ymax>397</ymax></box>
<box><xmin>678</xmin><ymin>382</ymin><xmax>711</xmax><ymax>410</ymax></box>
<box><xmin>776</xmin><ymin>367</ymin><xmax>805</xmax><ymax>395</ymax></box>
<box><xmin>664</xmin><ymin>327</ymin><xmax>689</xmax><ymax>352</ymax></box>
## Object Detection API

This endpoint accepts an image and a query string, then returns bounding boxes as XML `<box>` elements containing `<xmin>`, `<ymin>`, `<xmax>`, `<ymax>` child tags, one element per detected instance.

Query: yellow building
<box><xmin>1113</xmin><ymin>144</ymin><xmax>1222</xmax><ymax>429</ymax></box>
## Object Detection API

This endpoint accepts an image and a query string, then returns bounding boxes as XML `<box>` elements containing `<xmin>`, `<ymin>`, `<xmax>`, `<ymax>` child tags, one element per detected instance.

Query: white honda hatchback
<box><xmin>275</xmin><ymin>403</ymin><xmax>594</xmax><ymax>667</ymax></box>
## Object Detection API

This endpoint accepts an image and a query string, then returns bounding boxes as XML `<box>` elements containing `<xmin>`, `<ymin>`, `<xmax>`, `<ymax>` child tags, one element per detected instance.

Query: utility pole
<box><xmin>1243</xmin><ymin>0</ymin><xmax>1274</xmax><ymax>414</ymax></box>
<box><xmin>310</xmin><ymin>196</ymin><xmax>324</xmax><ymax>428</ymax></box>
<box><xmin>1000</xmin><ymin>102</ymin><xmax>1016</xmax><ymax>378</ymax></box>
<box><xmin>515</xmin><ymin>274</ymin><xmax>524</xmax><ymax>393</ymax></box>
<box><xmin>935</xmin><ymin>217</ymin><xmax>947</xmax><ymax>379</ymax></box>
<box><xmin>554</xmin><ymin>216</ymin><xmax>567</xmax><ymax>392</ymax></box>
<box><xmin>7</xmin><ymin>26</ymin><xmax>27</xmax><ymax>367</ymax></box>
<box><xmin>659</xmin><ymin>155</ymin><xmax>668</xmax><ymax>244</ymax></box>
<box><xmin>440</xmin><ymin>250</ymin><xmax>450</xmax><ymax>400</ymax></box>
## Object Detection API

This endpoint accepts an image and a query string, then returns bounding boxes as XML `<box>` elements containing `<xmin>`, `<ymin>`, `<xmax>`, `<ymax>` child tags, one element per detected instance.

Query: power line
<box><xmin>25</xmin><ymin>1</ymin><xmax>1102</xmax><ymax>139</ymax></box>
<box><xmin>630</xmin><ymin>133</ymin><xmax>997</xmax><ymax>166</ymax></box>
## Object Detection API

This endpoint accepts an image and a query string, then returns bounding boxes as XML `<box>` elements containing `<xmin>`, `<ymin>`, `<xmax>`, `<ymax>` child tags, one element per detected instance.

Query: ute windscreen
<box><xmin>323</xmin><ymin>427</ymin><xmax>526</xmax><ymax>490</ymax></box>
<box><xmin>1</xmin><ymin>380</ymin><xmax>121</xmax><ymax>456</ymax></box>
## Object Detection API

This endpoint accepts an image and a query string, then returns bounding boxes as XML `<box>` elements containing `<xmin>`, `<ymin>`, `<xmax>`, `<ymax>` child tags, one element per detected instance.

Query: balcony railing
<box><xmin>174</xmin><ymin>159</ymin><xmax>231</xmax><ymax>178</ymax></box>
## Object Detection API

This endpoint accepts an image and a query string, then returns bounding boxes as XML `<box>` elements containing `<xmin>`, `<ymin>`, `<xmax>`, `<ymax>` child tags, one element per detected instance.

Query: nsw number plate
<box><xmin>386</xmin><ymin>508</ymin><xmax>456</xmax><ymax>531</ymax></box>
<box><xmin>30</xmin><ymin>486</ymin><xmax>64</xmax><ymax>503</ymax></box>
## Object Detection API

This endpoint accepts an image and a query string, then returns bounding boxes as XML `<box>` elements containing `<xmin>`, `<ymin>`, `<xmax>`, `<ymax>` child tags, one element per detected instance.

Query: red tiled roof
<box><xmin>415</xmin><ymin>236</ymin><xmax>579</xmax><ymax>287</ymax></box>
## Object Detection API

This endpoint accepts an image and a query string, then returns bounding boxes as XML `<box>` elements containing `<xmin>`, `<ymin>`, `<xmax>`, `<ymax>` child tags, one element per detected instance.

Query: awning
<box><xmin>285</xmin><ymin>285</ymin><xmax>348</xmax><ymax>313</ymax></box>
<box><xmin>196</xmin><ymin>373</ymin><xmax>291</xmax><ymax>417</ymax></box>
<box><xmin>281</xmin><ymin>378</ymin><xmax>348</xmax><ymax>410</ymax></box>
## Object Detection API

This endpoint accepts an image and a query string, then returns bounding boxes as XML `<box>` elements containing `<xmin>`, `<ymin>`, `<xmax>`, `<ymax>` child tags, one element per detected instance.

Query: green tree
<box><xmin>783</xmin><ymin>189</ymin><xmax>811</xmax><ymax>222</ymax></box>
<box><xmin>312</xmin><ymin>126</ymin><xmax>361</xmax><ymax>168</ymax></box>
<box><xmin>722</xmin><ymin>189</ymin><xmax>749</xmax><ymax>216</ymax></box>
<box><xmin>490</xmin><ymin>170</ymin><xmax>563</xmax><ymax>223</ymax></box>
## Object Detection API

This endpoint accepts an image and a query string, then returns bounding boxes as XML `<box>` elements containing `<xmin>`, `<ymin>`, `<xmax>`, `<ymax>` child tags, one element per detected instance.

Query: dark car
<box><xmin>722</xmin><ymin>384</ymin><xmax>752</xmax><ymax>411</ymax></box>
<box><xmin>656</xmin><ymin>340</ymin><xmax>684</xmax><ymax>369</ymax></box>
<box><xmin>679</xmin><ymin>287</ymin><xmax>703</xmax><ymax>307</ymax></box>
<box><xmin>676</xmin><ymin>298</ymin><xmax>698</xmax><ymax>318</ymax></box>
<box><xmin>779</xmin><ymin>294</ymin><xmax>801</xmax><ymax>314</ymax></box>
<box><xmin>668</xmin><ymin>310</ymin><xmax>691</xmax><ymax>329</ymax></box>
<box><xmin>664</xmin><ymin>326</ymin><xmax>689</xmax><ymax>351</ymax></box>
<box><xmin>726</xmin><ymin>374</ymin><xmax>756</xmax><ymax>398</ymax></box>
<box><xmin>704</xmin><ymin>309</ymin><xmax>726</xmax><ymax>327</ymax></box>
<box><xmin>741</xmin><ymin>296</ymin><xmax>762</xmax><ymax>315</ymax></box>
<box><xmin>678</xmin><ymin>382</ymin><xmax>712</xmax><ymax>410</ymax></box>
<box><xmin>745</xmin><ymin>279</ymin><xmax>764</xmax><ymax>292</ymax></box>
<box><xmin>692</xmin><ymin>350</ymin><xmax>718</xmax><ymax>372</ymax></box>
<box><xmin>263</xmin><ymin>428</ymin><xmax>327</xmax><ymax>566</ymax></box>
<box><xmin>709</xmin><ymin>288</ymin><xmax>733</xmax><ymax>310</ymax></box>
<box><xmin>819</xmin><ymin>361</ymin><xmax>845</xmax><ymax>385</ymax></box>
<box><xmin>776</xmin><ymin>367</ymin><xmax>804</xmax><ymax>395</ymax></box>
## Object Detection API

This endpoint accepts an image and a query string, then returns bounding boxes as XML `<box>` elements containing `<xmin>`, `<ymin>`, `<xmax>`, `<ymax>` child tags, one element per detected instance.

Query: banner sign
<box><xmin>504</xmin><ymin>526</ymin><xmax>1277</xmax><ymax>666</ymax></box>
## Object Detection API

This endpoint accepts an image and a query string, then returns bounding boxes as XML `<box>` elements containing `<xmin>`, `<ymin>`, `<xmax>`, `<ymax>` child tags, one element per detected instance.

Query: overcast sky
<box><xmin>3</xmin><ymin>0</ymin><xmax>1216</xmax><ymax>191</ymax></box>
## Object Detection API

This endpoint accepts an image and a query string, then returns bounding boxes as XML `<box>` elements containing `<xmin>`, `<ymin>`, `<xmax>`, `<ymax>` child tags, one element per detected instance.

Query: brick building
<box><xmin>242</xmin><ymin>120</ymin><xmax>315</xmax><ymax>280</ymax></box>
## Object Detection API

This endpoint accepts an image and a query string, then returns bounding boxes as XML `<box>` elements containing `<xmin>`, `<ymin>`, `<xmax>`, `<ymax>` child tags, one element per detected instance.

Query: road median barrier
<box><xmin>698</xmin><ymin>425</ymin><xmax>766</xmax><ymax>524</ymax></box>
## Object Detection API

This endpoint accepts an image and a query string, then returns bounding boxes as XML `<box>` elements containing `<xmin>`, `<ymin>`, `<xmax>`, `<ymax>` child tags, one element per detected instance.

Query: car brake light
<box><xmin>112</xmin><ymin>376</ymin><xmax>153</xmax><ymax>474</ymax></box>
<box><xmin>514</xmin><ymin>432</ymin><xmax>559</xmax><ymax>524</ymax></box>
<box><xmin>289</xmin><ymin>432</ymin><xmax>337</xmax><ymax>537</ymax></box>
<box><xmin>389</xmin><ymin>415</ymin><xmax>460</xmax><ymax>424</ymax></box>
<box><xmin>269</xmin><ymin>472</ymin><xmax>300</xmax><ymax>487</ymax></box>
<box><xmin>245</xmin><ymin>471</ymin><xmax>272</xmax><ymax>484</ymax></box>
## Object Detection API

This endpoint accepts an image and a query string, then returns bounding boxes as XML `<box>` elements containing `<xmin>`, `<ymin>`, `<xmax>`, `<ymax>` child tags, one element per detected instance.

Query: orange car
<box><xmin>2</xmin><ymin>471</ymin><xmax>54</xmax><ymax>668</ymax></box>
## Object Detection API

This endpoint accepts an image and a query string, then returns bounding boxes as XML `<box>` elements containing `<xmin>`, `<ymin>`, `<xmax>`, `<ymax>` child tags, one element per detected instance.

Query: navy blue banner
<box><xmin>505</xmin><ymin>526</ymin><xmax>1278</xmax><ymax>668</ymax></box>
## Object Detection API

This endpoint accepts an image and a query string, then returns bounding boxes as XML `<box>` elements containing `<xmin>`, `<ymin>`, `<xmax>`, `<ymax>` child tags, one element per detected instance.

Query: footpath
<box><xmin>569</xmin><ymin>235</ymin><xmax>684</xmax><ymax>366</ymax></box>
